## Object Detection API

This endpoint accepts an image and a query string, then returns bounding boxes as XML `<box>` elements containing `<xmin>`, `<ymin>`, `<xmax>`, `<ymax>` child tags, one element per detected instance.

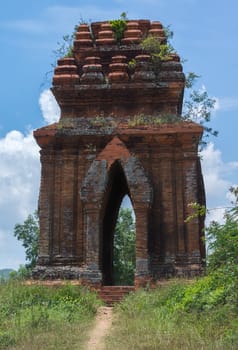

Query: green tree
<box><xmin>187</xmin><ymin>187</ymin><xmax>238</xmax><ymax>305</ymax></box>
<box><xmin>113</xmin><ymin>208</ymin><xmax>136</xmax><ymax>285</ymax></box>
<box><xmin>205</xmin><ymin>187</ymin><xmax>238</xmax><ymax>304</ymax></box>
<box><xmin>183</xmin><ymin>73</ymin><xmax>218</xmax><ymax>149</ymax></box>
<box><xmin>14</xmin><ymin>211</ymin><xmax>39</xmax><ymax>270</ymax></box>
<box><xmin>206</xmin><ymin>187</ymin><xmax>238</xmax><ymax>271</ymax></box>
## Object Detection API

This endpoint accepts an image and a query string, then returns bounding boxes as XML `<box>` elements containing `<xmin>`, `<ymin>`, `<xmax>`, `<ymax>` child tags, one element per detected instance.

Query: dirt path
<box><xmin>84</xmin><ymin>306</ymin><xmax>113</xmax><ymax>350</ymax></box>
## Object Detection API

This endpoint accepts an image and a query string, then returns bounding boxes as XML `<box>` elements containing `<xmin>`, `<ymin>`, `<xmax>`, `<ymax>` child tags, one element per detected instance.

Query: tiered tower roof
<box><xmin>35</xmin><ymin>19</ymin><xmax>203</xmax><ymax>149</ymax></box>
<box><xmin>52</xmin><ymin>20</ymin><xmax>185</xmax><ymax>119</ymax></box>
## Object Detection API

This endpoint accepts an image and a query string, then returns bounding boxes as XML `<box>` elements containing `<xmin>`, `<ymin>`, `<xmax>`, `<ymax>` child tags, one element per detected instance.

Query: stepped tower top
<box><xmin>51</xmin><ymin>19</ymin><xmax>185</xmax><ymax>120</ymax></box>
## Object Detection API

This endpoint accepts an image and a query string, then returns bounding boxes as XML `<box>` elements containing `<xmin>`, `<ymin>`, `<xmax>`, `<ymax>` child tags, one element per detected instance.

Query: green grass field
<box><xmin>105</xmin><ymin>279</ymin><xmax>238</xmax><ymax>350</ymax></box>
<box><xmin>0</xmin><ymin>280</ymin><xmax>102</xmax><ymax>349</ymax></box>
<box><xmin>1</xmin><ymin>277</ymin><xmax>238</xmax><ymax>349</ymax></box>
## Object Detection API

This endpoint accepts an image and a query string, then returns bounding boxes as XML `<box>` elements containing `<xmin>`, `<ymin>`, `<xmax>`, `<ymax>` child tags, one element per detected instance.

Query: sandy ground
<box><xmin>84</xmin><ymin>306</ymin><xmax>113</xmax><ymax>350</ymax></box>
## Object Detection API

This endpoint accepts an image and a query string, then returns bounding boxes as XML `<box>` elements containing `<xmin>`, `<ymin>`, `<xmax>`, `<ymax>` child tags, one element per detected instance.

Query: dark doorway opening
<box><xmin>101</xmin><ymin>162</ymin><xmax>135</xmax><ymax>286</ymax></box>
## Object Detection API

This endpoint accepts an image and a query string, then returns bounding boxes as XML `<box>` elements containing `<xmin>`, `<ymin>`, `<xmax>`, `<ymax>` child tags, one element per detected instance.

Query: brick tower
<box><xmin>33</xmin><ymin>20</ymin><xmax>205</xmax><ymax>286</ymax></box>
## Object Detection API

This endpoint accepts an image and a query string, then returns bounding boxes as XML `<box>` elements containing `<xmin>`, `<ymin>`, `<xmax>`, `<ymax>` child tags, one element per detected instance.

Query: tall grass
<box><xmin>105</xmin><ymin>280</ymin><xmax>238</xmax><ymax>350</ymax></box>
<box><xmin>0</xmin><ymin>280</ymin><xmax>102</xmax><ymax>349</ymax></box>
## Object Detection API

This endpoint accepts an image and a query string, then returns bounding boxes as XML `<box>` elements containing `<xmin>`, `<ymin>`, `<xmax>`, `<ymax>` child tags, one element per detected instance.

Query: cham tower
<box><xmin>33</xmin><ymin>19</ymin><xmax>205</xmax><ymax>286</ymax></box>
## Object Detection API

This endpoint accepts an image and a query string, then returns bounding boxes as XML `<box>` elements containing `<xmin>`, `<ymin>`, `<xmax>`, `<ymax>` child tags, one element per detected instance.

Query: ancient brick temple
<box><xmin>33</xmin><ymin>20</ymin><xmax>205</xmax><ymax>285</ymax></box>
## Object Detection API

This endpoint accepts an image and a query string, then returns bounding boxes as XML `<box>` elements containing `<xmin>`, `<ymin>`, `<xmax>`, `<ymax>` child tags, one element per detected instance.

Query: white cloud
<box><xmin>219</xmin><ymin>97</ymin><xmax>238</xmax><ymax>111</ymax></box>
<box><xmin>201</xmin><ymin>142</ymin><xmax>238</xmax><ymax>224</ymax></box>
<box><xmin>39</xmin><ymin>89</ymin><xmax>60</xmax><ymax>124</ymax></box>
<box><xmin>201</xmin><ymin>143</ymin><xmax>227</xmax><ymax>200</ymax></box>
<box><xmin>0</xmin><ymin>130</ymin><xmax>40</xmax><ymax>269</ymax></box>
<box><xmin>226</xmin><ymin>185</ymin><xmax>238</xmax><ymax>204</ymax></box>
<box><xmin>0</xmin><ymin>229</ymin><xmax>25</xmax><ymax>270</ymax></box>
<box><xmin>213</xmin><ymin>96</ymin><xmax>238</xmax><ymax>112</ymax></box>
<box><xmin>0</xmin><ymin>87</ymin><xmax>63</xmax><ymax>269</ymax></box>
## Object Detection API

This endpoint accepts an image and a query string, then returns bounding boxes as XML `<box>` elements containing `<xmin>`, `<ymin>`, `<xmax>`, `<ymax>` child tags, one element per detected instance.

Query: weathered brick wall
<box><xmin>147</xmin><ymin>133</ymin><xmax>205</xmax><ymax>277</ymax></box>
<box><xmin>33</xmin><ymin>19</ymin><xmax>205</xmax><ymax>284</ymax></box>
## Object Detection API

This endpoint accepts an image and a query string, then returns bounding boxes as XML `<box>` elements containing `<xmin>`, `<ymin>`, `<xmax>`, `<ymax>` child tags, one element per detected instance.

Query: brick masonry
<box><xmin>33</xmin><ymin>19</ymin><xmax>206</xmax><ymax>286</ymax></box>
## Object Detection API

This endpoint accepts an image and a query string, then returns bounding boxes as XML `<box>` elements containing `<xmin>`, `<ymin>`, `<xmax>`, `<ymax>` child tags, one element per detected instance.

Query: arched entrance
<box><xmin>80</xmin><ymin>137</ymin><xmax>153</xmax><ymax>286</ymax></box>
<box><xmin>101</xmin><ymin>161</ymin><xmax>135</xmax><ymax>285</ymax></box>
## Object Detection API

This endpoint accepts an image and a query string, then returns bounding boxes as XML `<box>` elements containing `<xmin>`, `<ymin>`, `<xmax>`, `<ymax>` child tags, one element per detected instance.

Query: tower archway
<box><xmin>101</xmin><ymin>161</ymin><xmax>132</xmax><ymax>285</ymax></box>
<box><xmin>80</xmin><ymin>137</ymin><xmax>153</xmax><ymax>285</ymax></box>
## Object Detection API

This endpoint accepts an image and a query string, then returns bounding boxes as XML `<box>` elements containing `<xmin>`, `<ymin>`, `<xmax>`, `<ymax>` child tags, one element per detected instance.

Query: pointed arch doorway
<box><xmin>101</xmin><ymin>161</ymin><xmax>135</xmax><ymax>286</ymax></box>
<box><xmin>80</xmin><ymin>137</ymin><xmax>153</xmax><ymax>286</ymax></box>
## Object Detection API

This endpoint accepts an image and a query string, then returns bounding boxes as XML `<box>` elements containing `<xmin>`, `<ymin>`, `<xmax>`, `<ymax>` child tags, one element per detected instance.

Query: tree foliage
<box><xmin>113</xmin><ymin>208</ymin><xmax>135</xmax><ymax>285</ymax></box>
<box><xmin>14</xmin><ymin>211</ymin><xmax>39</xmax><ymax>270</ymax></box>
<box><xmin>186</xmin><ymin>187</ymin><xmax>238</xmax><ymax>306</ymax></box>
<box><xmin>204</xmin><ymin>189</ymin><xmax>238</xmax><ymax>306</ymax></box>
<box><xmin>207</xmin><ymin>187</ymin><xmax>238</xmax><ymax>273</ymax></box>
<box><xmin>183</xmin><ymin>75</ymin><xmax>218</xmax><ymax>149</ymax></box>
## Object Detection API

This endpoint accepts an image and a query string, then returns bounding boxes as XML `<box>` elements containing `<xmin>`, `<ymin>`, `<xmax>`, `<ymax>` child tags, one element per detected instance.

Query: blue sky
<box><xmin>0</xmin><ymin>0</ymin><xmax>237</xmax><ymax>269</ymax></box>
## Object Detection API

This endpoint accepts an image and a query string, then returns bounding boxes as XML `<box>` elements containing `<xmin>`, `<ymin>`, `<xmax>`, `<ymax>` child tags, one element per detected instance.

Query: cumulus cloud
<box><xmin>201</xmin><ymin>142</ymin><xmax>238</xmax><ymax>224</ymax></box>
<box><xmin>0</xmin><ymin>131</ymin><xmax>40</xmax><ymax>213</ymax></box>
<box><xmin>39</xmin><ymin>89</ymin><xmax>60</xmax><ymax>124</ymax></box>
<box><xmin>0</xmin><ymin>88</ymin><xmax>61</xmax><ymax>269</ymax></box>
<box><xmin>201</xmin><ymin>143</ymin><xmax>227</xmax><ymax>201</ymax></box>
<box><xmin>0</xmin><ymin>130</ymin><xmax>40</xmax><ymax>269</ymax></box>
